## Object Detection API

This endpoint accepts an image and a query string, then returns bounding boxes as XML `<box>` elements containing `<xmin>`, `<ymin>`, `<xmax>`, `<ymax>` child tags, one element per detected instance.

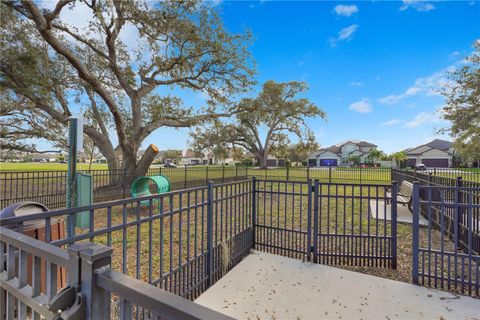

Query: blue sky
<box><xmin>36</xmin><ymin>0</ymin><xmax>480</xmax><ymax>154</ymax></box>
<box><xmin>146</xmin><ymin>0</ymin><xmax>479</xmax><ymax>153</ymax></box>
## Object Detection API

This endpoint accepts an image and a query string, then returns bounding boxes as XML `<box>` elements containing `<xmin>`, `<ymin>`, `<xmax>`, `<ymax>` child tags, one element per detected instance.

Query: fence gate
<box><xmin>412</xmin><ymin>183</ymin><xmax>480</xmax><ymax>297</ymax></box>
<box><xmin>253</xmin><ymin>179</ymin><xmax>397</xmax><ymax>268</ymax></box>
<box><xmin>312</xmin><ymin>181</ymin><xmax>397</xmax><ymax>268</ymax></box>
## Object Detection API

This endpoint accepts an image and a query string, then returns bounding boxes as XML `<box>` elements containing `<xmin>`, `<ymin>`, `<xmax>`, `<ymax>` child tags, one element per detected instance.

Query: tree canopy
<box><xmin>440</xmin><ymin>40</ymin><xmax>480</xmax><ymax>164</ymax></box>
<box><xmin>1</xmin><ymin>0</ymin><xmax>254</xmax><ymax>181</ymax></box>
<box><xmin>191</xmin><ymin>80</ymin><xmax>326</xmax><ymax>168</ymax></box>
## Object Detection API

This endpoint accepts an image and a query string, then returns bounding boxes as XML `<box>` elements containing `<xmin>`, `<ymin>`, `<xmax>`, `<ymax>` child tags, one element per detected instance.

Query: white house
<box><xmin>404</xmin><ymin>139</ymin><xmax>454</xmax><ymax>168</ymax></box>
<box><xmin>308</xmin><ymin>140</ymin><xmax>377</xmax><ymax>167</ymax></box>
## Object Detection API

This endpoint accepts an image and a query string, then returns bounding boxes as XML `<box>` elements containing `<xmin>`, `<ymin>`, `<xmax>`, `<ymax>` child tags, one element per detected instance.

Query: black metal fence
<box><xmin>412</xmin><ymin>184</ymin><xmax>480</xmax><ymax>296</ymax></box>
<box><xmin>0</xmin><ymin>166</ymin><xmax>249</xmax><ymax>210</ymax></box>
<box><xmin>2</xmin><ymin>166</ymin><xmax>479</xmax><ymax>212</ymax></box>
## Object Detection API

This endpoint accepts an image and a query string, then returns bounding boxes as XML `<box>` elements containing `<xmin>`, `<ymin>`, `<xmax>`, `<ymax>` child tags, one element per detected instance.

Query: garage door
<box><xmin>266</xmin><ymin>159</ymin><xmax>277</xmax><ymax>167</ymax></box>
<box><xmin>421</xmin><ymin>158</ymin><xmax>449</xmax><ymax>168</ymax></box>
<box><xmin>319</xmin><ymin>159</ymin><xmax>337</xmax><ymax>167</ymax></box>
<box><xmin>407</xmin><ymin>159</ymin><xmax>417</xmax><ymax>167</ymax></box>
<box><xmin>308</xmin><ymin>159</ymin><xmax>317</xmax><ymax>167</ymax></box>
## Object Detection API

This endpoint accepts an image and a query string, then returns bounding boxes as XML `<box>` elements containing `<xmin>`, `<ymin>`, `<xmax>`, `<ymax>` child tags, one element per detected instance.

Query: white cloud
<box><xmin>378</xmin><ymin>66</ymin><xmax>455</xmax><ymax>105</ymax></box>
<box><xmin>350</xmin><ymin>81</ymin><xmax>365</xmax><ymax>87</ymax></box>
<box><xmin>380</xmin><ymin>119</ymin><xmax>401</xmax><ymax>127</ymax></box>
<box><xmin>400</xmin><ymin>0</ymin><xmax>435</xmax><ymax>12</ymax></box>
<box><xmin>329</xmin><ymin>24</ymin><xmax>359</xmax><ymax>47</ymax></box>
<box><xmin>349</xmin><ymin>98</ymin><xmax>372</xmax><ymax>114</ymax></box>
<box><xmin>405</xmin><ymin>112</ymin><xmax>440</xmax><ymax>128</ymax></box>
<box><xmin>334</xmin><ymin>4</ymin><xmax>359</xmax><ymax>17</ymax></box>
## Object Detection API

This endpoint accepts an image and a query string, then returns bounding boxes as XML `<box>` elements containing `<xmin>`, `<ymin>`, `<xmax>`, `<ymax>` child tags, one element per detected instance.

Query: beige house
<box><xmin>404</xmin><ymin>139</ymin><xmax>454</xmax><ymax>168</ymax></box>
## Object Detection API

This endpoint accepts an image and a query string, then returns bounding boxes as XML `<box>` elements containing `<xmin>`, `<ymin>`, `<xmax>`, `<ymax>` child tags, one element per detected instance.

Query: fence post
<box><xmin>412</xmin><ymin>182</ymin><xmax>420</xmax><ymax>284</ymax></box>
<box><xmin>205</xmin><ymin>165</ymin><xmax>209</xmax><ymax>184</ymax></box>
<box><xmin>307</xmin><ymin>166</ymin><xmax>310</xmax><ymax>181</ymax></box>
<box><xmin>79</xmin><ymin>243</ymin><xmax>113</xmax><ymax>319</ymax></box>
<box><xmin>206</xmin><ymin>181</ymin><xmax>214</xmax><ymax>286</ymax></box>
<box><xmin>184</xmin><ymin>165</ymin><xmax>187</xmax><ymax>189</ymax></box>
<box><xmin>286</xmin><ymin>165</ymin><xmax>290</xmax><ymax>181</ymax></box>
<box><xmin>360</xmin><ymin>167</ymin><xmax>363</xmax><ymax>184</ymax></box>
<box><xmin>391</xmin><ymin>181</ymin><xmax>398</xmax><ymax>269</ymax></box>
<box><xmin>328</xmin><ymin>167</ymin><xmax>332</xmax><ymax>183</ymax></box>
<box><xmin>122</xmin><ymin>168</ymin><xmax>127</xmax><ymax>200</ymax></box>
<box><xmin>456</xmin><ymin>177</ymin><xmax>463</xmax><ymax>247</ymax></box>
<box><xmin>235</xmin><ymin>165</ymin><xmax>238</xmax><ymax>181</ymax></box>
<box><xmin>222</xmin><ymin>165</ymin><xmax>225</xmax><ymax>183</ymax></box>
<box><xmin>311</xmin><ymin>180</ymin><xmax>319</xmax><ymax>263</ymax></box>
<box><xmin>251</xmin><ymin>177</ymin><xmax>256</xmax><ymax>249</ymax></box>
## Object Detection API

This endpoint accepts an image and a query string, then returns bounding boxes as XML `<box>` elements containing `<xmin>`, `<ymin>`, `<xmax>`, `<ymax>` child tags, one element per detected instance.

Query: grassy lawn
<box><xmin>0</xmin><ymin>162</ymin><xmax>109</xmax><ymax>171</ymax></box>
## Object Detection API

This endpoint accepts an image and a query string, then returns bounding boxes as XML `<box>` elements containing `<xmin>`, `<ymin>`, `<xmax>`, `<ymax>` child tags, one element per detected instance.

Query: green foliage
<box><xmin>191</xmin><ymin>80</ymin><xmax>326</xmax><ymax>168</ymax></box>
<box><xmin>367</xmin><ymin>148</ymin><xmax>384</xmax><ymax>164</ymax></box>
<box><xmin>1</xmin><ymin>0</ymin><xmax>255</xmax><ymax>175</ymax></box>
<box><xmin>440</xmin><ymin>40</ymin><xmax>480</xmax><ymax>163</ymax></box>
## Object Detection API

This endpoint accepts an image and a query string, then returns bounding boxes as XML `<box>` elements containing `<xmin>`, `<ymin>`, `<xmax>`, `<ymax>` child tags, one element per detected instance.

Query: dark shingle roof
<box><xmin>425</xmin><ymin>139</ymin><xmax>452</xmax><ymax>151</ymax></box>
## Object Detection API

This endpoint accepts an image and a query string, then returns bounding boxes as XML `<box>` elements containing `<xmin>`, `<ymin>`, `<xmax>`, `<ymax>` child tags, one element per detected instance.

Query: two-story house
<box><xmin>308</xmin><ymin>140</ymin><xmax>377</xmax><ymax>167</ymax></box>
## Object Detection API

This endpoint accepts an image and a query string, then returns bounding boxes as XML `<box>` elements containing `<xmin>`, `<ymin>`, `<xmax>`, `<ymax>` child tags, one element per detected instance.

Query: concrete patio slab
<box><xmin>196</xmin><ymin>251</ymin><xmax>479</xmax><ymax>320</ymax></box>
<box><xmin>369</xmin><ymin>200</ymin><xmax>428</xmax><ymax>226</ymax></box>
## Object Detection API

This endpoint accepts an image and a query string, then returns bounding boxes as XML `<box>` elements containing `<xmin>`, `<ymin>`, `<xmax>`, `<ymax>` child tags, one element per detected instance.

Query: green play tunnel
<box><xmin>130</xmin><ymin>175</ymin><xmax>170</xmax><ymax>206</ymax></box>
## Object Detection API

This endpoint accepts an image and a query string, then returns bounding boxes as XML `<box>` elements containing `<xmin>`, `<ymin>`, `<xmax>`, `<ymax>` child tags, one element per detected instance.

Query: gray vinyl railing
<box><xmin>0</xmin><ymin>227</ymin><xmax>80</xmax><ymax>319</ymax></box>
<box><xmin>0</xmin><ymin>226</ymin><xmax>233</xmax><ymax>319</ymax></box>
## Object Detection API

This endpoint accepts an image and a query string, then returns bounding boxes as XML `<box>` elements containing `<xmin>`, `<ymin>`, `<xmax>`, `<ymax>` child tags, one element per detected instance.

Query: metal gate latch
<box><xmin>48</xmin><ymin>285</ymin><xmax>86</xmax><ymax>319</ymax></box>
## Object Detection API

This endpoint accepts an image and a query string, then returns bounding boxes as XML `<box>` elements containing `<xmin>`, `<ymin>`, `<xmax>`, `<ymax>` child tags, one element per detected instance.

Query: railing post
<box><xmin>251</xmin><ymin>177</ymin><xmax>256</xmax><ymax>249</ymax></box>
<box><xmin>412</xmin><ymin>182</ymin><xmax>420</xmax><ymax>284</ymax></box>
<box><xmin>206</xmin><ymin>181</ymin><xmax>214</xmax><ymax>286</ymax></box>
<box><xmin>391</xmin><ymin>181</ymin><xmax>398</xmax><ymax>269</ymax></box>
<box><xmin>79</xmin><ymin>243</ymin><xmax>113</xmax><ymax>319</ymax></box>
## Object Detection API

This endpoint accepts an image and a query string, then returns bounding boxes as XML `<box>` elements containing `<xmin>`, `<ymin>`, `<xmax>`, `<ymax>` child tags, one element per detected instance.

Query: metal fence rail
<box><xmin>412</xmin><ymin>184</ymin><xmax>480</xmax><ymax>297</ymax></box>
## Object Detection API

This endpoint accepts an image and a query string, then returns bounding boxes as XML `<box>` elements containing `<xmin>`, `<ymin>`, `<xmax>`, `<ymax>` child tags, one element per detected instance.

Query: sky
<box><xmin>35</xmin><ymin>0</ymin><xmax>480</xmax><ymax>154</ymax></box>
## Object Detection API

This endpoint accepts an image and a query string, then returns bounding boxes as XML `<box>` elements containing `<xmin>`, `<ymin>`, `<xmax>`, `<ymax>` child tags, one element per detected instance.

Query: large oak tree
<box><xmin>0</xmin><ymin>0</ymin><xmax>254</xmax><ymax>183</ymax></box>
<box><xmin>191</xmin><ymin>80</ymin><xmax>326</xmax><ymax>168</ymax></box>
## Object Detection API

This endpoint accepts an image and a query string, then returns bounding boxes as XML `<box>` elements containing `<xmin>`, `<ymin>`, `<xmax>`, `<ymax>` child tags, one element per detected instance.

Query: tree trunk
<box><xmin>257</xmin><ymin>148</ymin><xmax>269</xmax><ymax>169</ymax></box>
